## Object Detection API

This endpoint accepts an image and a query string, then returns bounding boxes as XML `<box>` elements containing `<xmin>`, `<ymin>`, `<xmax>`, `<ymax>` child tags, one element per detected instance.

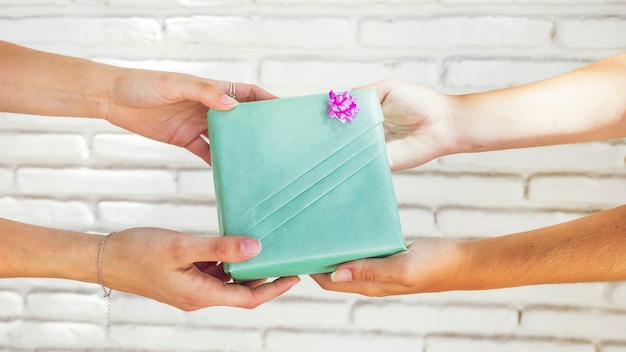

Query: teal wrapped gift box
<box><xmin>207</xmin><ymin>89</ymin><xmax>406</xmax><ymax>281</ymax></box>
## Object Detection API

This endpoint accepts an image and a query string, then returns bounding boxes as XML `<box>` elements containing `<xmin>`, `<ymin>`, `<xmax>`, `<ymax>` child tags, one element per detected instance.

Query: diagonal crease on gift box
<box><xmin>208</xmin><ymin>89</ymin><xmax>407</xmax><ymax>281</ymax></box>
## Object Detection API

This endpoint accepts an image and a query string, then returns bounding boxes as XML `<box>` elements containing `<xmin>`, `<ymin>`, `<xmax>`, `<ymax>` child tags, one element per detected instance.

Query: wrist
<box><xmin>87</xmin><ymin>62</ymin><xmax>121</xmax><ymax>120</ymax></box>
<box><xmin>446</xmin><ymin>93</ymin><xmax>486</xmax><ymax>155</ymax></box>
<box><xmin>0</xmin><ymin>218</ymin><xmax>103</xmax><ymax>284</ymax></box>
<box><xmin>43</xmin><ymin>229</ymin><xmax>103</xmax><ymax>284</ymax></box>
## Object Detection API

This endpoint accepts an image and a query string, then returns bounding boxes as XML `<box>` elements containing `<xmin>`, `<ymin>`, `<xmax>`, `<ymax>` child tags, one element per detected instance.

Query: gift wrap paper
<box><xmin>208</xmin><ymin>89</ymin><xmax>406</xmax><ymax>281</ymax></box>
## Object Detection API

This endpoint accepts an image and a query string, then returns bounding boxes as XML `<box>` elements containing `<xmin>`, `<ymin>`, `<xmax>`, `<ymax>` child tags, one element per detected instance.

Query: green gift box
<box><xmin>207</xmin><ymin>89</ymin><xmax>406</xmax><ymax>281</ymax></box>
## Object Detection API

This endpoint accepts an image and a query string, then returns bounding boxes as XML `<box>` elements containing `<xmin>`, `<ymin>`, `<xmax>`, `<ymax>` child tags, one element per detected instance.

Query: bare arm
<box><xmin>368</xmin><ymin>52</ymin><xmax>626</xmax><ymax>171</ymax></box>
<box><xmin>0</xmin><ymin>41</ymin><xmax>276</xmax><ymax>163</ymax></box>
<box><xmin>462</xmin><ymin>205</ymin><xmax>626</xmax><ymax>290</ymax></box>
<box><xmin>0</xmin><ymin>42</ymin><xmax>299</xmax><ymax>309</ymax></box>
<box><xmin>0</xmin><ymin>217</ymin><xmax>299</xmax><ymax>310</ymax></box>
<box><xmin>314</xmin><ymin>200</ymin><xmax>626</xmax><ymax>297</ymax></box>
<box><xmin>452</xmin><ymin>52</ymin><xmax>626</xmax><ymax>153</ymax></box>
<box><xmin>313</xmin><ymin>53</ymin><xmax>626</xmax><ymax>296</ymax></box>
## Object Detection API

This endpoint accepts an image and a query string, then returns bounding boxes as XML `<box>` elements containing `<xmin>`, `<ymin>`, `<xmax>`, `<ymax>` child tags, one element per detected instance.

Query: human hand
<box><xmin>101</xmin><ymin>228</ymin><xmax>300</xmax><ymax>310</ymax></box>
<box><xmin>311</xmin><ymin>238</ymin><xmax>462</xmax><ymax>296</ymax></box>
<box><xmin>355</xmin><ymin>79</ymin><xmax>456</xmax><ymax>171</ymax></box>
<box><xmin>101</xmin><ymin>68</ymin><xmax>276</xmax><ymax>164</ymax></box>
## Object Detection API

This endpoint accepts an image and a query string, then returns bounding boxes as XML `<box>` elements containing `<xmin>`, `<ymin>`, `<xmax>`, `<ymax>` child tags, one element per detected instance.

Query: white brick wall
<box><xmin>0</xmin><ymin>1</ymin><xmax>625</xmax><ymax>351</ymax></box>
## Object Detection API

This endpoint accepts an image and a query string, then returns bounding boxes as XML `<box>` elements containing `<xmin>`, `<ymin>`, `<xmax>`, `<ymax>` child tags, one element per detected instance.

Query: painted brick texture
<box><xmin>0</xmin><ymin>1</ymin><xmax>625</xmax><ymax>352</ymax></box>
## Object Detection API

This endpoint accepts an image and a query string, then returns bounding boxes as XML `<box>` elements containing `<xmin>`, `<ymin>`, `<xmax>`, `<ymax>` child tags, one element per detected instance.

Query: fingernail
<box><xmin>241</xmin><ymin>239</ymin><xmax>261</xmax><ymax>258</ymax></box>
<box><xmin>220</xmin><ymin>94</ymin><xmax>239</xmax><ymax>107</ymax></box>
<box><xmin>331</xmin><ymin>269</ymin><xmax>353</xmax><ymax>283</ymax></box>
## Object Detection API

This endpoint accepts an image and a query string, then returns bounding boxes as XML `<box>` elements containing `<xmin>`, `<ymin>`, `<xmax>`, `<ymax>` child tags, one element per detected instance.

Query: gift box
<box><xmin>208</xmin><ymin>89</ymin><xmax>406</xmax><ymax>281</ymax></box>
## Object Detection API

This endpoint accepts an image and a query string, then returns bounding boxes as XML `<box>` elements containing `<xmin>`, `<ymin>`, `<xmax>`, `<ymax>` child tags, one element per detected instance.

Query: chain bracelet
<box><xmin>97</xmin><ymin>232</ymin><xmax>115</xmax><ymax>334</ymax></box>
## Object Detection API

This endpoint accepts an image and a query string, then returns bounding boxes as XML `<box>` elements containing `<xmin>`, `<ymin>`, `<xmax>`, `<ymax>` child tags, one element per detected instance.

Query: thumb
<box><xmin>193</xmin><ymin>236</ymin><xmax>262</xmax><ymax>263</ymax></box>
<box><xmin>330</xmin><ymin>258</ymin><xmax>384</xmax><ymax>283</ymax></box>
<box><xmin>176</xmin><ymin>75</ymin><xmax>239</xmax><ymax>110</ymax></box>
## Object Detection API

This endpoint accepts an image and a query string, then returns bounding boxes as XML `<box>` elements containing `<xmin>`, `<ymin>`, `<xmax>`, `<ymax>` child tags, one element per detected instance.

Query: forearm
<box><xmin>0</xmin><ymin>41</ymin><xmax>114</xmax><ymax>118</ymax></box>
<box><xmin>451</xmin><ymin>52</ymin><xmax>626</xmax><ymax>153</ymax></box>
<box><xmin>458</xmin><ymin>205</ymin><xmax>626</xmax><ymax>290</ymax></box>
<box><xmin>0</xmin><ymin>217</ymin><xmax>100</xmax><ymax>283</ymax></box>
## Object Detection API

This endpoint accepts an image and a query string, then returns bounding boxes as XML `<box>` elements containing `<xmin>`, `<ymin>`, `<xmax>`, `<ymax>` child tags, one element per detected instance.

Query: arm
<box><xmin>312</xmin><ymin>53</ymin><xmax>626</xmax><ymax>295</ymax></box>
<box><xmin>313</xmin><ymin>205</ymin><xmax>626</xmax><ymax>296</ymax></box>
<box><xmin>0</xmin><ymin>41</ymin><xmax>298</xmax><ymax>308</ymax></box>
<box><xmin>452</xmin><ymin>52</ymin><xmax>626</xmax><ymax>153</ymax></box>
<box><xmin>0</xmin><ymin>40</ymin><xmax>276</xmax><ymax>164</ymax></box>
<box><xmin>374</xmin><ymin>52</ymin><xmax>626</xmax><ymax>171</ymax></box>
<box><xmin>0</xmin><ymin>217</ymin><xmax>299</xmax><ymax>309</ymax></box>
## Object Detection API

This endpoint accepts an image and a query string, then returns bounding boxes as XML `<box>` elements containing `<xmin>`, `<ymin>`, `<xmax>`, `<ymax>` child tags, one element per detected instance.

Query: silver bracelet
<box><xmin>97</xmin><ymin>232</ymin><xmax>115</xmax><ymax>333</ymax></box>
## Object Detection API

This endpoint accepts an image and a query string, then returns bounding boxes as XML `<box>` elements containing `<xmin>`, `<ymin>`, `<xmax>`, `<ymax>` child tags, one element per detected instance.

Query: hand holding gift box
<box><xmin>208</xmin><ymin>89</ymin><xmax>407</xmax><ymax>281</ymax></box>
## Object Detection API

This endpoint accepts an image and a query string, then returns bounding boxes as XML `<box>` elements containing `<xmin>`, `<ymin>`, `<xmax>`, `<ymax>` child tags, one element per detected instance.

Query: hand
<box><xmin>102</xmin><ymin>69</ymin><xmax>276</xmax><ymax>164</ymax></box>
<box><xmin>101</xmin><ymin>228</ymin><xmax>300</xmax><ymax>310</ymax></box>
<box><xmin>311</xmin><ymin>238</ymin><xmax>462</xmax><ymax>297</ymax></box>
<box><xmin>355</xmin><ymin>79</ymin><xmax>455</xmax><ymax>171</ymax></box>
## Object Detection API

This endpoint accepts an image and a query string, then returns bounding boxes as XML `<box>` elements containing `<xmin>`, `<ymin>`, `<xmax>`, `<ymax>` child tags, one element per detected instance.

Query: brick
<box><xmin>265</xmin><ymin>329</ymin><xmax>423</xmax><ymax>352</ymax></box>
<box><xmin>0</xmin><ymin>0</ymin><xmax>72</xmax><ymax>4</ymax></box>
<box><xmin>0</xmin><ymin>278</ymin><xmax>98</xmax><ymax>296</ymax></box>
<box><xmin>284</xmin><ymin>275</ymin><xmax>361</xmax><ymax>302</ymax></box>
<box><xmin>398</xmin><ymin>207</ymin><xmax>436</xmax><ymax>237</ymax></box>
<box><xmin>108</xmin><ymin>0</ymin><xmax>246</xmax><ymax>5</ymax></box>
<box><xmin>166</xmin><ymin>16</ymin><xmax>351</xmax><ymax>48</ymax></box>
<box><xmin>426</xmin><ymin>335</ymin><xmax>594</xmax><ymax>352</ymax></box>
<box><xmin>390</xmin><ymin>282</ymin><xmax>611</xmax><ymax>309</ymax></box>
<box><xmin>6</xmin><ymin>321</ymin><xmax>105</xmax><ymax>350</ymax></box>
<box><xmin>606</xmin><ymin>282</ymin><xmax>626</xmax><ymax>307</ymax></box>
<box><xmin>528</xmin><ymin>175</ymin><xmax>626</xmax><ymax>206</ymax></box>
<box><xmin>359</xmin><ymin>16</ymin><xmax>552</xmax><ymax>49</ymax></box>
<box><xmin>178</xmin><ymin>170</ymin><xmax>215</xmax><ymax>200</ymax></box>
<box><xmin>0</xmin><ymin>196</ymin><xmax>94</xmax><ymax>229</ymax></box>
<box><xmin>98</xmin><ymin>201</ymin><xmax>219</xmax><ymax>233</ymax></box>
<box><xmin>0</xmin><ymin>133</ymin><xmax>88</xmax><ymax>165</ymax></box>
<box><xmin>354</xmin><ymin>302</ymin><xmax>519</xmax><ymax>334</ymax></box>
<box><xmin>0</xmin><ymin>169</ymin><xmax>12</xmax><ymax>193</ymax></box>
<box><xmin>440</xmin><ymin>142</ymin><xmax>626</xmax><ymax>172</ymax></box>
<box><xmin>442</xmin><ymin>0</ymin><xmax>512</xmax><ymax>3</ymax></box>
<box><xmin>521</xmin><ymin>307</ymin><xmax>626</xmax><ymax>340</ymax></box>
<box><xmin>340</xmin><ymin>282</ymin><xmax>612</xmax><ymax>312</ymax></box>
<box><xmin>520</xmin><ymin>0</ymin><xmax>626</xmax><ymax>2</ymax></box>
<box><xmin>392</xmin><ymin>172</ymin><xmax>525</xmax><ymax>206</ymax></box>
<box><xmin>0</xmin><ymin>17</ymin><xmax>160</xmax><ymax>45</ymax></box>
<box><xmin>557</xmin><ymin>17</ymin><xmax>626</xmax><ymax>49</ymax></box>
<box><xmin>444</xmin><ymin>59</ymin><xmax>586</xmax><ymax>89</ymax></box>
<box><xmin>111</xmin><ymin>295</ymin><xmax>187</xmax><ymax>325</ymax></box>
<box><xmin>188</xmin><ymin>299</ymin><xmax>349</xmax><ymax>329</ymax></box>
<box><xmin>258</xmin><ymin>0</ymin><xmax>432</xmax><ymax>3</ymax></box>
<box><xmin>437</xmin><ymin>207</ymin><xmax>587</xmax><ymax>238</ymax></box>
<box><xmin>94</xmin><ymin>58</ymin><xmax>256</xmax><ymax>83</ymax></box>
<box><xmin>260</xmin><ymin>59</ymin><xmax>439</xmax><ymax>92</ymax></box>
<box><xmin>603</xmin><ymin>344</ymin><xmax>626</xmax><ymax>352</ymax></box>
<box><xmin>91</xmin><ymin>134</ymin><xmax>204</xmax><ymax>168</ymax></box>
<box><xmin>0</xmin><ymin>322</ymin><xmax>14</xmax><ymax>346</ymax></box>
<box><xmin>110</xmin><ymin>325</ymin><xmax>262</xmax><ymax>351</ymax></box>
<box><xmin>0</xmin><ymin>113</ymin><xmax>119</xmax><ymax>133</ymax></box>
<box><xmin>17</xmin><ymin>168</ymin><xmax>177</xmax><ymax>198</ymax></box>
<box><xmin>0</xmin><ymin>291</ymin><xmax>23</xmax><ymax>319</ymax></box>
<box><xmin>24</xmin><ymin>293</ymin><xmax>104</xmax><ymax>324</ymax></box>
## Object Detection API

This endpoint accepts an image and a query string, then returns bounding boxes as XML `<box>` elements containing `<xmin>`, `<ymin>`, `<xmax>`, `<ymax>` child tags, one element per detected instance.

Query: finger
<box><xmin>219</xmin><ymin>276</ymin><xmax>301</xmax><ymax>309</ymax></box>
<box><xmin>185</xmin><ymin>236</ymin><xmax>262</xmax><ymax>264</ymax></box>
<box><xmin>239</xmin><ymin>278</ymin><xmax>269</xmax><ymax>288</ymax></box>
<box><xmin>177</xmin><ymin>76</ymin><xmax>239</xmax><ymax>110</ymax></box>
<box><xmin>351</xmin><ymin>79</ymin><xmax>398</xmax><ymax>102</ymax></box>
<box><xmin>208</xmin><ymin>80</ymin><xmax>278</xmax><ymax>103</ymax></box>
<box><xmin>184</xmin><ymin>134</ymin><xmax>212</xmax><ymax>165</ymax></box>
<box><xmin>329</xmin><ymin>251</ymin><xmax>411</xmax><ymax>285</ymax></box>
<box><xmin>232</xmin><ymin>82</ymin><xmax>278</xmax><ymax>103</ymax></box>
<box><xmin>310</xmin><ymin>273</ymin><xmax>406</xmax><ymax>297</ymax></box>
<box><xmin>194</xmin><ymin>262</ymin><xmax>231</xmax><ymax>282</ymax></box>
